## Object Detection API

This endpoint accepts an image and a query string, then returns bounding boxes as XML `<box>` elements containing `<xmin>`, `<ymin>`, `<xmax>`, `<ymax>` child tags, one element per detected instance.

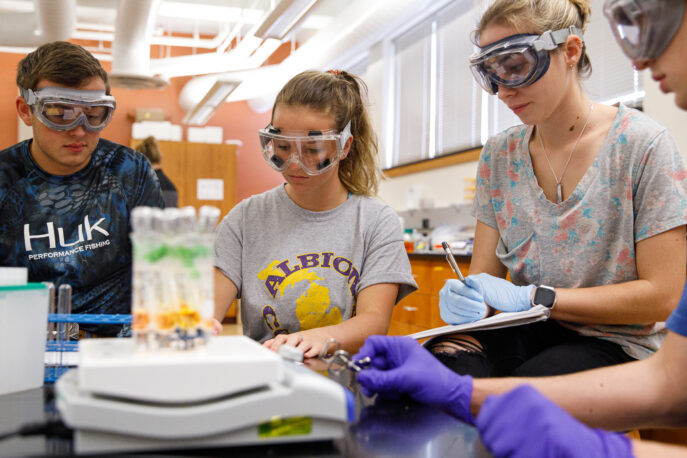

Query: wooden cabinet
<box><xmin>130</xmin><ymin>140</ymin><xmax>238</xmax><ymax>219</ymax></box>
<box><xmin>388</xmin><ymin>253</ymin><xmax>470</xmax><ymax>336</ymax></box>
<box><xmin>640</xmin><ymin>429</ymin><xmax>687</xmax><ymax>447</ymax></box>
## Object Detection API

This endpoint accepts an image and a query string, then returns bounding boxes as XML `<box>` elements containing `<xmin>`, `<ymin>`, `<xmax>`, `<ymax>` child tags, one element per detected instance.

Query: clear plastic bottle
<box><xmin>403</xmin><ymin>228</ymin><xmax>415</xmax><ymax>253</ymax></box>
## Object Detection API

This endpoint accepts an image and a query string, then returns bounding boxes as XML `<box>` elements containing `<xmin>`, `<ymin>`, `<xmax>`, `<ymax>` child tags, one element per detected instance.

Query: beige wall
<box><xmin>378</xmin><ymin>161</ymin><xmax>477</xmax><ymax>211</ymax></box>
<box><xmin>643</xmin><ymin>71</ymin><xmax>687</xmax><ymax>163</ymax></box>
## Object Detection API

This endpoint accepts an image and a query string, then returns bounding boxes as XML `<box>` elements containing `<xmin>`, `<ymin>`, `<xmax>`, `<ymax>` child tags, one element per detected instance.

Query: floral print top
<box><xmin>473</xmin><ymin>104</ymin><xmax>687</xmax><ymax>359</ymax></box>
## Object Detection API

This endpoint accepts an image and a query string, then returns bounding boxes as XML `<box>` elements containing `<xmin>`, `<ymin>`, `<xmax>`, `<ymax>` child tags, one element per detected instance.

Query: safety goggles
<box><xmin>469</xmin><ymin>26</ymin><xmax>584</xmax><ymax>95</ymax></box>
<box><xmin>20</xmin><ymin>86</ymin><xmax>116</xmax><ymax>132</ymax></box>
<box><xmin>603</xmin><ymin>0</ymin><xmax>684</xmax><ymax>62</ymax></box>
<box><xmin>258</xmin><ymin>121</ymin><xmax>352</xmax><ymax>175</ymax></box>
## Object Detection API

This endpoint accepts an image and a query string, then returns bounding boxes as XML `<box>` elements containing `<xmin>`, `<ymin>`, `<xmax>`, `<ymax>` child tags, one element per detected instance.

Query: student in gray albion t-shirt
<box><xmin>214</xmin><ymin>70</ymin><xmax>417</xmax><ymax>358</ymax></box>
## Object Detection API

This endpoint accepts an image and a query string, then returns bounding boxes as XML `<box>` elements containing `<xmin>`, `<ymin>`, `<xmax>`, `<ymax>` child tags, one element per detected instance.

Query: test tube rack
<box><xmin>44</xmin><ymin>313</ymin><xmax>132</xmax><ymax>383</ymax></box>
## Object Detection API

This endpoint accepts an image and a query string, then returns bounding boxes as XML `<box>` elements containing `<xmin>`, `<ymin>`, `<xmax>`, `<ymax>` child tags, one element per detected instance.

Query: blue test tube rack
<box><xmin>44</xmin><ymin>313</ymin><xmax>132</xmax><ymax>383</ymax></box>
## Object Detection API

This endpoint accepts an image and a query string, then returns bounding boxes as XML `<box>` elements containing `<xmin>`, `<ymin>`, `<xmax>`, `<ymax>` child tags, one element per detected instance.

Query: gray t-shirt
<box><xmin>473</xmin><ymin>104</ymin><xmax>687</xmax><ymax>359</ymax></box>
<box><xmin>215</xmin><ymin>185</ymin><xmax>418</xmax><ymax>343</ymax></box>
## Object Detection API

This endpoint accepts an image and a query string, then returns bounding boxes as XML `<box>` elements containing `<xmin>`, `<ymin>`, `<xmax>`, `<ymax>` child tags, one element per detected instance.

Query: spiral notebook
<box><xmin>408</xmin><ymin>305</ymin><xmax>551</xmax><ymax>341</ymax></box>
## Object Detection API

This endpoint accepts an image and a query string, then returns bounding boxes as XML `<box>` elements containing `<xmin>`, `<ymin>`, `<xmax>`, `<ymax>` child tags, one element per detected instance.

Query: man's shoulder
<box><xmin>92</xmin><ymin>139</ymin><xmax>150</xmax><ymax>172</ymax></box>
<box><xmin>616</xmin><ymin>104</ymin><xmax>669</xmax><ymax>138</ymax></box>
<box><xmin>94</xmin><ymin>138</ymin><xmax>141</xmax><ymax>160</ymax></box>
<box><xmin>0</xmin><ymin>140</ymin><xmax>31</xmax><ymax>185</ymax></box>
<box><xmin>0</xmin><ymin>140</ymin><xmax>29</xmax><ymax>160</ymax></box>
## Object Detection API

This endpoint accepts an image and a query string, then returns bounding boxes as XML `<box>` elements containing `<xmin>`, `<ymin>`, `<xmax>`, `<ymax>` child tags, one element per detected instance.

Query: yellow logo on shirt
<box><xmin>258</xmin><ymin>252</ymin><xmax>356</xmax><ymax>334</ymax></box>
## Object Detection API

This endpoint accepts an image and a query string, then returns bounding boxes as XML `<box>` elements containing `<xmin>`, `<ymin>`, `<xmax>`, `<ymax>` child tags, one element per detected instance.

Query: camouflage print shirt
<box><xmin>0</xmin><ymin>139</ymin><xmax>164</xmax><ymax>335</ymax></box>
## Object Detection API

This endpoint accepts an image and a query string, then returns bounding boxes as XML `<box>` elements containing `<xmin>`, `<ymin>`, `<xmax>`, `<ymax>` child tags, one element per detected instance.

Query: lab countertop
<box><xmin>407</xmin><ymin>250</ymin><xmax>472</xmax><ymax>260</ymax></box>
<box><xmin>0</xmin><ymin>365</ymin><xmax>490</xmax><ymax>458</ymax></box>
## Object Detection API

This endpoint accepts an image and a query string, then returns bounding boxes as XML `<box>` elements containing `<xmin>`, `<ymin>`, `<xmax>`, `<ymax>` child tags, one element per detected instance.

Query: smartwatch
<box><xmin>532</xmin><ymin>285</ymin><xmax>556</xmax><ymax>309</ymax></box>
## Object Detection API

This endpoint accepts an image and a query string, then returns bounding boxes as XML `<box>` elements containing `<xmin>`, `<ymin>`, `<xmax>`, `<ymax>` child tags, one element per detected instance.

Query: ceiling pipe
<box><xmin>150</xmin><ymin>4</ymin><xmax>265</xmax><ymax>79</ymax></box>
<box><xmin>72</xmin><ymin>22</ymin><xmax>231</xmax><ymax>49</ymax></box>
<box><xmin>179</xmin><ymin>0</ymin><xmax>437</xmax><ymax>116</ymax></box>
<box><xmin>110</xmin><ymin>0</ymin><xmax>168</xmax><ymax>90</ymax></box>
<box><xmin>153</xmin><ymin>34</ymin><xmax>264</xmax><ymax>80</ymax></box>
<box><xmin>0</xmin><ymin>0</ymin><xmax>76</xmax><ymax>47</ymax></box>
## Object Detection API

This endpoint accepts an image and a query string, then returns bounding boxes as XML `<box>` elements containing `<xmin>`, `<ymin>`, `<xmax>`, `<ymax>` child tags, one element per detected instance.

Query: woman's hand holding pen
<box><xmin>439</xmin><ymin>273</ymin><xmax>535</xmax><ymax>325</ymax></box>
<box><xmin>439</xmin><ymin>279</ymin><xmax>489</xmax><ymax>324</ymax></box>
<box><xmin>468</xmin><ymin>273</ymin><xmax>534</xmax><ymax>312</ymax></box>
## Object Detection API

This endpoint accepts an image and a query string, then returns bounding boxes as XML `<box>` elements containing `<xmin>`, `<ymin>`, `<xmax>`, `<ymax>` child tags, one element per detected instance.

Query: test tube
<box><xmin>131</xmin><ymin>206</ymin><xmax>154</xmax><ymax>234</ymax></box>
<box><xmin>198</xmin><ymin>205</ymin><xmax>221</xmax><ymax>233</ymax></box>
<box><xmin>43</xmin><ymin>282</ymin><xmax>55</xmax><ymax>342</ymax></box>
<box><xmin>162</xmin><ymin>207</ymin><xmax>182</xmax><ymax>234</ymax></box>
<box><xmin>150</xmin><ymin>207</ymin><xmax>165</xmax><ymax>234</ymax></box>
<box><xmin>178</xmin><ymin>206</ymin><xmax>197</xmax><ymax>233</ymax></box>
<box><xmin>197</xmin><ymin>206</ymin><xmax>220</xmax><ymax>342</ymax></box>
<box><xmin>131</xmin><ymin>206</ymin><xmax>161</xmax><ymax>348</ymax></box>
<box><xmin>57</xmin><ymin>284</ymin><xmax>72</xmax><ymax>342</ymax></box>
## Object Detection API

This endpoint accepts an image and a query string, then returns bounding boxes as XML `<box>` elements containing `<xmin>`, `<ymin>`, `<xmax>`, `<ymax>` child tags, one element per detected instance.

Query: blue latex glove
<box><xmin>476</xmin><ymin>385</ymin><xmax>633</xmax><ymax>458</ymax></box>
<box><xmin>439</xmin><ymin>279</ymin><xmax>488</xmax><ymax>325</ymax></box>
<box><xmin>467</xmin><ymin>273</ymin><xmax>534</xmax><ymax>313</ymax></box>
<box><xmin>354</xmin><ymin>335</ymin><xmax>475</xmax><ymax>424</ymax></box>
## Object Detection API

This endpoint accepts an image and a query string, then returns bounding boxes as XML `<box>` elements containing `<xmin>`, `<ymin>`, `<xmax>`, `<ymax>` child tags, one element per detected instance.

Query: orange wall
<box><xmin>0</xmin><ymin>53</ymin><xmax>23</xmax><ymax>146</ymax></box>
<box><xmin>0</xmin><ymin>50</ymin><xmax>284</xmax><ymax>203</ymax></box>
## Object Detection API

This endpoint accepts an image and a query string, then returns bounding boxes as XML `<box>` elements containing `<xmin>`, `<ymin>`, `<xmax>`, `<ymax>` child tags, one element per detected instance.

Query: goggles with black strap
<box><xmin>603</xmin><ymin>0</ymin><xmax>684</xmax><ymax>62</ymax></box>
<box><xmin>258</xmin><ymin>121</ymin><xmax>352</xmax><ymax>175</ymax></box>
<box><xmin>469</xmin><ymin>26</ymin><xmax>584</xmax><ymax>95</ymax></box>
<box><xmin>20</xmin><ymin>86</ymin><xmax>116</xmax><ymax>132</ymax></box>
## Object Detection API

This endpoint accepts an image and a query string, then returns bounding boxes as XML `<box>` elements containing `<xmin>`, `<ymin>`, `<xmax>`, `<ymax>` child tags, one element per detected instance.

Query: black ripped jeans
<box><xmin>429</xmin><ymin>320</ymin><xmax>636</xmax><ymax>378</ymax></box>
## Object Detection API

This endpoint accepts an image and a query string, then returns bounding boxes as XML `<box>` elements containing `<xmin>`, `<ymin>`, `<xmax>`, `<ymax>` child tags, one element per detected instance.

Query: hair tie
<box><xmin>328</xmin><ymin>69</ymin><xmax>343</xmax><ymax>76</ymax></box>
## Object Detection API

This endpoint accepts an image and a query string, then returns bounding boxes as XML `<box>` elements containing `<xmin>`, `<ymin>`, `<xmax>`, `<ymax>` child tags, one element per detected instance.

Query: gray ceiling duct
<box><xmin>179</xmin><ymin>0</ymin><xmax>436</xmax><ymax>117</ymax></box>
<box><xmin>0</xmin><ymin>0</ymin><xmax>76</xmax><ymax>47</ymax></box>
<box><xmin>110</xmin><ymin>0</ymin><xmax>169</xmax><ymax>90</ymax></box>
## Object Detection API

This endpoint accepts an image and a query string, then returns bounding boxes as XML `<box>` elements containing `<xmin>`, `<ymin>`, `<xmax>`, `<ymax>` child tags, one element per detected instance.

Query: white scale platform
<box><xmin>77</xmin><ymin>335</ymin><xmax>282</xmax><ymax>403</ymax></box>
<box><xmin>56</xmin><ymin>336</ymin><xmax>353</xmax><ymax>454</ymax></box>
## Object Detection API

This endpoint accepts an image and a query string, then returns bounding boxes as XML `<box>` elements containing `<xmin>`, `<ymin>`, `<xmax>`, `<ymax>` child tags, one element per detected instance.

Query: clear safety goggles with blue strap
<box><xmin>469</xmin><ymin>26</ymin><xmax>584</xmax><ymax>95</ymax></box>
<box><xmin>258</xmin><ymin>121</ymin><xmax>352</xmax><ymax>175</ymax></box>
<box><xmin>603</xmin><ymin>0</ymin><xmax>684</xmax><ymax>62</ymax></box>
<box><xmin>20</xmin><ymin>86</ymin><xmax>116</xmax><ymax>132</ymax></box>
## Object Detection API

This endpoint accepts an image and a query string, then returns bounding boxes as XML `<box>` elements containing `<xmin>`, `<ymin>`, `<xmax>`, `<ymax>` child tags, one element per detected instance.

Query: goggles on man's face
<box><xmin>603</xmin><ymin>0</ymin><xmax>684</xmax><ymax>62</ymax></box>
<box><xmin>258</xmin><ymin>121</ymin><xmax>352</xmax><ymax>176</ymax></box>
<box><xmin>469</xmin><ymin>26</ymin><xmax>584</xmax><ymax>95</ymax></box>
<box><xmin>20</xmin><ymin>86</ymin><xmax>116</xmax><ymax>132</ymax></box>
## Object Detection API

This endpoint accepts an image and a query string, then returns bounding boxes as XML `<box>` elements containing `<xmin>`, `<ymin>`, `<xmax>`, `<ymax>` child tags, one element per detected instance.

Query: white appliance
<box><xmin>0</xmin><ymin>282</ymin><xmax>48</xmax><ymax>395</ymax></box>
<box><xmin>56</xmin><ymin>336</ymin><xmax>353</xmax><ymax>454</ymax></box>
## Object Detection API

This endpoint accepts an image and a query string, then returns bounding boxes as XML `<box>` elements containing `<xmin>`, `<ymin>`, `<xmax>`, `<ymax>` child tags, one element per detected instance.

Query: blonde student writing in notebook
<box><xmin>213</xmin><ymin>70</ymin><xmax>417</xmax><ymax>358</ymax></box>
<box><xmin>428</xmin><ymin>0</ymin><xmax>687</xmax><ymax>379</ymax></box>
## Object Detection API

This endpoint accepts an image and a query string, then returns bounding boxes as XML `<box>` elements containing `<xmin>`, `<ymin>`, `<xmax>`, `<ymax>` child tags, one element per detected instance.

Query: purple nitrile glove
<box><xmin>466</xmin><ymin>273</ymin><xmax>535</xmax><ymax>313</ymax></box>
<box><xmin>354</xmin><ymin>335</ymin><xmax>475</xmax><ymax>424</ymax></box>
<box><xmin>476</xmin><ymin>385</ymin><xmax>634</xmax><ymax>458</ymax></box>
<box><xmin>439</xmin><ymin>279</ymin><xmax>488</xmax><ymax>325</ymax></box>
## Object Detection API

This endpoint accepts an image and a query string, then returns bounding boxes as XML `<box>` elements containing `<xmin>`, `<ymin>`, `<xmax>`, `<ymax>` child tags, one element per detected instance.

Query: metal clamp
<box><xmin>319</xmin><ymin>339</ymin><xmax>371</xmax><ymax>375</ymax></box>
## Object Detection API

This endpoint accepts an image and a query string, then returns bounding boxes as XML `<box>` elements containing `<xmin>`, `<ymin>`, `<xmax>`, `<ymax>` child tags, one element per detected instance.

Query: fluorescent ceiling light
<box><xmin>254</xmin><ymin>0</ymin><xmax>321</xmax><ymax>40</ymax></box>
<box><xmin>183</xmin><ymin>79</ymin><xmax>240</xmax><ymax>125</ymax></box>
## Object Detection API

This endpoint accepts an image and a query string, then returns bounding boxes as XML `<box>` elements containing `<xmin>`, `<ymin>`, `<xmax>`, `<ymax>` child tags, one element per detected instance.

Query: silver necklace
<box><xmin>536</xmin><ymin>103</ymin><xmax>594</xmax><ymax>204</ymax></box>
